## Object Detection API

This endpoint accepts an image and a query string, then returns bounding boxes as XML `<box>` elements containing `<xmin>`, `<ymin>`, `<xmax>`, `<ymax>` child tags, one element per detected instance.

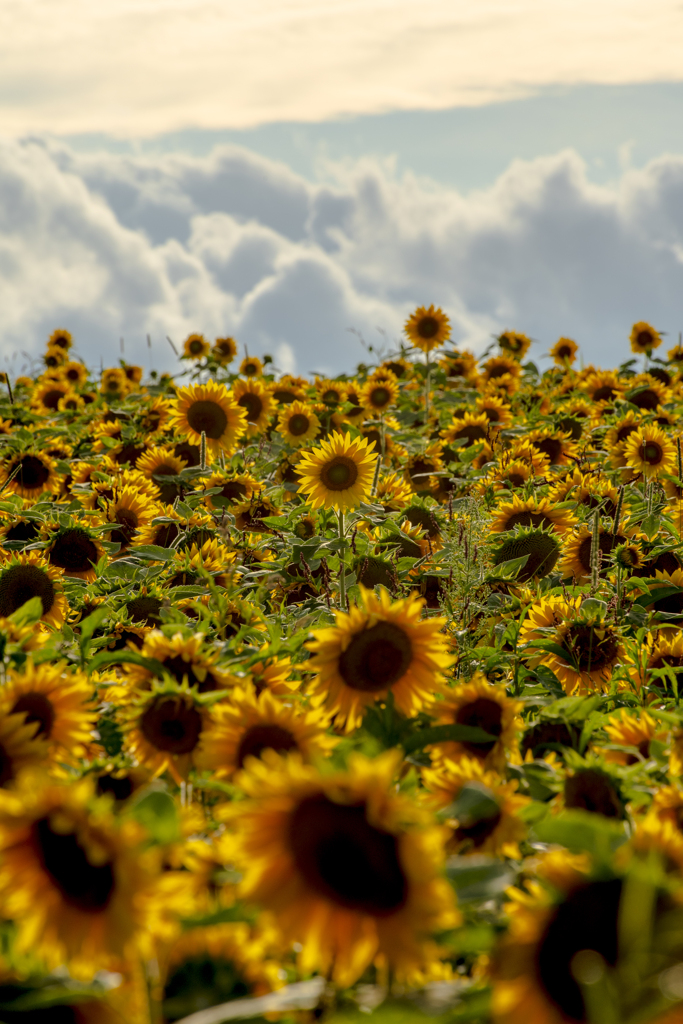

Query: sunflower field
<box><xmin>1</xmin><ymin>315</ymin><xmax>683</xmax><ymax>1023</ymax></box>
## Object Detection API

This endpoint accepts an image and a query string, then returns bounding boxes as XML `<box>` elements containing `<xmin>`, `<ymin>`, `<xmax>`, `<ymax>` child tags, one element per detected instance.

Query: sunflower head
<box><xmin>404</xmin><ymin>305</ymin><xmax>451</xmax><ymax>353</ymax></box>
<box><xmin>0</xmin><ymin>551</ymin><xmax>67</xmax><ymax>627</ymax></box>
<box><xmin>48</xmin><ymin>328</ymin><xmax>73</xmax><ymax>351</ymax></box>
<box><xmin>630</xmin><ymin>320</ymin><xmax>662</xmax><ymax>353</ymax></box>
<box><xmin>360</xmin><ymin>374</ymin><xmax>399</xmax><ymax>415</ymax></box>
<box><xmin>212</xmin><ymin>336</ymin><xmax>238</xmax><ymax>365</ymax></box>
<box><xmin>296</xmin><ymin>431</ymin><xmax>378</xmax><ymax>511</ymax></box>
<box><xmin>430</xmin><ymin>673</ymin><xmax>522</xmax><ymax>770</ymax></box>
<box><xmin>239</xmin><ymin>356</ymin><xmax>263</xmax><ymax>377</ymax></box>
<box><xmin>491</xmin><ymin>525</ymin><xmax>562</xmax><ymax>582</ymax></box>
<box><xmin>182</xmin><ymin>333</ymin><xmax>210</xmax><ymax>360</ymax></box>
<box><xmin>497</xmin><ymin>330</ymin><xmax>531</xmax><ymax>360</ymax></box>
<box><xmin>43</xmin><ymin>521</ymin><xmax>105</xmax><ymax>581</ymax></box>
<box><xmin>276</xmin><ymin>400</ymin><xmax>321</xmax><ymax>448</ymax></box>
<box><xmin>171</xmin><ymin>380</ymin><xmax>247</xmax><ymax>455</ymax></box>
<box><xmin>549</xmin><ymin>336</ymin><xmax>579</xmax><ymax>365</ymax></box>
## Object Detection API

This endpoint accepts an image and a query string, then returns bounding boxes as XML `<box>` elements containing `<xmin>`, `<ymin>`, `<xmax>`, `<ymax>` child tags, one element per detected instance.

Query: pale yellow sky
<box><xmin>2</xmin><ymin>0</ymin><xmax>683</xmax><ymax>136</ymax></box>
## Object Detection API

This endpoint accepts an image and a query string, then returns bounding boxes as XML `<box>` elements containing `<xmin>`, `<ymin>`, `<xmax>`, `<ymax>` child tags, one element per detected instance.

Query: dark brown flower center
<box><xmin>533</xmin><ymin>437</ymin><xmax>564</xmax><ymax>464</ymax></box>
<box><xmin>455</xmin><ymin>698</ymin><xmax>503</xmax><ymax>755</ymax></box>
<box><xmin>273</xmin><ymin>388</ymin><xmax>297</xmax><ymax>404</ymax></box>
<box><xmin>160</xmin><ymin>654</ymin><xmax>218</xmax><ymax>693</ymax></box>
<box><xmin>49</xmin><ymin>529</ymin><xmax>99</xmax><ymax>574</ymax></box>
<box><xmin>97</xmin><ymin>773</ymin><xmax>135</xmax><ymax>801</ymax></box>
<box><xmin>640</xmin><ymin>441</ymin><xmax>663</xmax><ymax>464</ymax></box>
<box><xmin>369</xmin><ymin>387</ymin><xmax>391</xmax><ymax>407</ymax></box>
<box><xmin>557</xmin><ymin>345</ymin><xmax>573</xmax><ymax>359</ymax></box>
<box><xmin>536</xmin><ymin>878</ymin><xmax>621</xmax><ymax>1022</ymax></box>
<box><xmin>592</xmin><ymin>385</ymin><xmax>616</xmax><ymax>402</ymax></box>
<box><xmin>41</xmin><ymin>388</ymin><xmax>67</xmax><ymax>409</ymax></box>
<box><xmin>0</xmin><ymin>743</ymin><xmax>14</xmax><ymax>787</ymax></box>
<box><xmin>616</xmin><ymin>424</ymin><xmax>637</xmax><ymax>442</ymax></box>
<box><xmin>507</xmin><ymin>473</ymin><xmax>525</xmax><ymax>487</ymax></box>
<box><xmin>238</xmin><ymin>393</ymin><xmax>263</xmax><ymax>422</ymax></box>
<box><xmin>187</xmin><ymin>400</ymin><xmax>228</xmax><ymax>439</ymax></box>
<box><xmin>127</xmin><ymin>595</ymin><xmax>163</xmax><ymax>626</ymax></box>
<box><xmin>562</xmin><ymin>624</ymin><xmax>619</xmax><ymax>672</ymax></box>
<box><xmin>338</xmin><ymin>622</ymin><xmax>413</xmax><ymax>692</ymax></box>
<box><xmin>636</xmin><ymin>329</ymin><xmax>654</xmax><ymax>349</ymax></box>
<box><xmin>288</xmin><ymin>413</ymin><xmax>310</xmax><ymax>437</ymax></box>
<box><xmin>322</xmin><ymin>388</ymin><xmax>341</xmax><ymax>407</ymax></box>
<box><xmin>33</xmin><ymin>816</ymin><xmax>115</xmax><ymax>912</ymax></box>
<box><xmin>417</xmin><ymin>316</ymin><xmax>439</xmax><ymax>339</ymax></box>
<box><xmin>289</xmin><ymin>794</ymin><xmax>407</xmax><ymax>915</ymax></box>
<box><xmin>564</xmin><ymin>768</ymin><xmax>623</xmax><ymax>818</ymax></box>
<box><xmin>453</xmin><ymin>424</ymin><xmax>487</xmax><ymax>446</ymax></box>
<box><xmin>320</xmin><ymin>455</ymin><xmax>359</xmax><ymax>491</ymax></box>
<box><xmin>12</xmin><ymin>692</ymin><xmax>56</xmax><ymax>738</ymax></box>
<box><xmin>0</xmin><ymin>564</ymin><xmax>56</xmax><ymax>618</ymax></box>
<box><xmin>237</xmin><ymin>724</ymin><xmax>298</xmax><ymax>767</ymax></box>
<box><xmin>188</xmin><ymin>340</ymin><xmax>204</xmax><ymax>354</ymax></box>
<box><xmin>13</xmin><ymin>455</ymin><xmax>50</xmax><ymax>491</ymax></box>
<box><xmin>577</xmin><ymin>532</ymin><xmax>625</xmax><ymax>575</ymax></box>
<box><xmin>141</xmin><ymin>695</ymin><xmax>202</xmax><ymax>754</ymax></box>
<box><xmin>630</xmin><ymin>388</ymin><xmax>659</xmax><ymax>410</ymax></box>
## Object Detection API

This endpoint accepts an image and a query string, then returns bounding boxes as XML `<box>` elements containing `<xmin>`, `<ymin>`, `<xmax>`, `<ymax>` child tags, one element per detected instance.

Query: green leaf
<box><xmin>402</xmin><ymin>723</ymin><xmax>496</xmax><ymax>755</ymax></box>
<box><xmin>640</xmin><ymin>513</ymin><xmax>661</xmax><ymax>539</ymax></box>
<box><xmin>129</xmin><ymin>788</ymin><xmax>180</xmax><ymax>844</ymax></box>
<box><xmin>9</xmin><ymin>596</ymin><xmax>43</xmax><ymax>626</ymax></box>
<box><xmin>128</xmin><ymin>545</ymin><xmax>176</xmax><ymax>561</ymax></box>
<box><xmin>79</xmin><ymin>606</ymin><xmax>109</xmax><ymax>650</ymax></box>
<box><xmin>446</xmin><ymin>856</ymin><xmax>516</xmax><ymax>903</ymax></box>
<box><xmin>87</xmin><ymin>650</ymin><xmax>168</xmax><ymax>676</ymax></box>
<box><xmin>533</xmin><ymin>810</ymin><xmax>627</xmax><ymax>858</ymax></box>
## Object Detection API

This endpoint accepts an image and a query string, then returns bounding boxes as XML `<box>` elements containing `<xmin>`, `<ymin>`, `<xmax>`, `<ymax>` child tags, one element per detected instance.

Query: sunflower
<box><xmin>623</xmin><ymin>423</ymin><xmax>677</xmax><ymax>479</ymax></box>
<box><xmin>120</xmin><ymin>683</ymin><xmax>209</xmax><ymax>784</ymax></box>
<box><xmin>375</xmin><ymin>471</ymin><xmax>413</xmax><ymax>511</ymax></box>
<box><xmin>360</xmin><ymin>374</ymin><xmax>399</xmax><ymax>415</ymax></box>
<box><xmin>104</xmin><ymin>488</ymin><xmax>160</xmax><ymax>549</ymax></box>
<box><xmin>521</xmin><ymin>595</ymin><xmax>623</xmax><ymax>694</ymax></box>
<box><xmin>476</xmin><ymin>392</ymin><xmax>513</xmax><ymax>429</ymax></box>
<box><xmin>32</xmin><ymin>378</ymin><xmax>71</xmax><ymax>412</ymax></box>
<box><xmin>42</xmin><ymin>521</ymin><xmax>106</xmax><ymax>582</ymax></box>
<box><xmin>548</xmin><ymin>469</ymin><xmax>619</xmax><ymax>518</ymax></box>
<box><xmin>0</xmin><ymin>706</ymin><xmax>49</xmax><ymax>786</ymax></box>
<box><xmin>489</xmin><ymin>495</ymin><xmax>576</xmax><ymax>535</ymax></box>
<box><xmin>497</xmin><ymin>330</ymin><xmax>531</xmax><ymax>360</ymax></box>
<box><xmin>212</xmin><ymin>335</ymin><xmax>238</xmax><ymax>365</ymax></box>
<box><xmin>625</xmin><ymin>373</ymin><xmax>670</xmax><ymax>411</ymax></box>
<box><xmin>58</xmin><ymin>390</ymin><xmax>84</xmax><ymax>413</ymax></box>
<box><xmin>138</xmin><ymin>395</ymin><xmax>172</xmax><ymax>437</ymax></box>
<box><xmin>441</xmin><ymin>411</ymin><xmax>491</xmax><ymax>448</ymax></box>
<box><xmin>526</xmin><ymin>427</ymin><xmax>578</xmax><ymax>466</ymax></box>
<box><xmin>636</xmin><ymin>632</ymin><xmax>683</xmax><ymax>693</ymax></box>
<box><xmin>306</xmin><ymin>586</ymin><xmax>453</xmax><ymax>731</ymax></box>
<box><xmin>429</xmin><ymin>674</ymin><xmax>521</xmax><ymax>770</ymax></box>
<box><xmin>404</xmin><ymin>305</ymin><xmax>451</xmax><ymax>353</ymax></box>
<box><xmin>276</xmin><ymin>400</ymin><xmax>320</xmax><ymax>448</ymax></box>
<box><xmin>0</xmin><ymin>450</ymin><xmax>60</xmax><ymax>499</ymax></box>
<box><xmin>584</xmin><ymin>369</ymin><xmax>624</xmax><ymax>404</ymax></box>
<box><xmin>0</xmin><ymin>771</ymin><xmax>189</xmax><ymax>975</ymax></box>
<box><xmin>100</xmin><ymin>366</ymin><xmax>130</xmax><ymax>398</ymax></box>
<box><xmin>342</xmin><ymin>384</ymin><xmax>367</xmax><ymax>424</ymax></box>
<box><xmin>0</xmin><ymin>551</ymin><xmax>67</xmax><ymax>627</ymax></box>
<box><xmin>630</xmin><ymin>319</ymin><xmax>662</xmax><ymax>353</ymax></box>
<box><xmin>232</xmin><ymin>378</ymin><xmax>275</xmax><ymax>437</ymax></box>
<box><xmin>476</xmin><ymin>452</ymin><xmax>549</xmax><ymax>495</ymax></box>
<box><xmin>202</xmin><ymin>471</ymin><xmax>260</xmax><ymax>510</ymax></box>
<box><xmin>3</xmin><ymin>661</ymin><xmax>95</xmax><ymax>761</ymax></box>
<box><xmin>438</xmin><ymin>348</ymin><xmax>477</xmax><ymax>383</ymax></box>
<box><xmin>597</xmin><ymin>709</ymin><xmax>666</xmax><ymax>765</ymax></box>
<box><xmin>481</xmin><ymin>354</ymin><xmax>522</xmax><ymax>385</ymax></box>
<box><xmin>230</xmin><ymin>494</ymin><xmax>278</xmax><ymax>534</ymax></box>
<box><xmin>164</xmin><ymin>538</ymin><xmax>236</xmax><ymax>591</ymax></box>
<box><xmin>182</xmin><ymin>333</ymin><xmax>211</xmax><ymax>360</ymax></box>
<box><xmin>272</xmin><ymin>375</ymin><xmax>306</xmax><ymax>405</ymax></box>
<box><xmin>135</xmin><ymin>445</ymin><xmax>187</xmax><ymax>504</ymax></box>
<box><xmin>491</xmin><ymin>525</ymin><xmax>563</xmax><ymax>582</ymax></box>
<box><xmin>239</xmin><ymin>355</ymin><xmax>263</xmax><ymax>377</ymax></box>
<box><xmin>296</xmin><ymin>431</ymin><xmax>377</xmax><ymax>512</ymax></box>
<box><xmin>196</xmin><ymin>686</ymin><xmax>335</xmax><ymax>778</ymax></box>
<box><xmin>404</xmin><ymin>442</ymin><xmax>444</xmax><ymax>491</ymax></box>
<box><xmin>48</xmin><ymin>327</ymin><xmax>73</xmax><ymax>351</ymax></box>
<box><xmin>171</xmin><ymin>380</ymin><xmax>247</xmax><ymax>455</ymax></box>
<box><xmin>0</xmin><ymin>509</ymin><xmax>41</xmax><ymax>550</ymax></box>
<box><xmin>223</xmin><ymin>750</ymin><xmax>458</xmax><ymax>985</ymax></box>
<box><xmin>560</xmin><ymin>522</ymin><xmax>629</xmax><ymax>583</ymax></box>
<box><xmin>549</xmin><ymin>336</ymin><xmax>579</xmax><ymax>365</ymax></box>
<box><xmin>422</xmin><ymin>755</ymin><xmax>529</xmax><ymax>858</ymax></box>
<box><xmin>44</xmin><ymin>347</ymin><xmax>64</xmax><ymax>368</ymax></box>
<box><xmin>123</xmin><ymin>631</ymin><xmax>235</xmax><ymax>694</ymax></box>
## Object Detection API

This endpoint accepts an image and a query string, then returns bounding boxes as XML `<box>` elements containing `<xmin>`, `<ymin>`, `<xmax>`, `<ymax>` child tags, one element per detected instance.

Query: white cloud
<box><xmin>1</xmin><ymin>2</ymin><xmax>683</xmax><ymax>134</ymax></box>
<box><xmin>1</xmin><ymin>136</ymin><xmax>682</xmax><ymax>377</ymax></box>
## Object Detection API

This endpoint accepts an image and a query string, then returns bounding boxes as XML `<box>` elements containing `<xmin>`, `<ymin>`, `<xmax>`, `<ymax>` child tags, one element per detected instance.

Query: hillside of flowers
<box><xmin>1</xmin><ymin>313</ymin><xmax>683</xmax><ymax>1022</ymax></box>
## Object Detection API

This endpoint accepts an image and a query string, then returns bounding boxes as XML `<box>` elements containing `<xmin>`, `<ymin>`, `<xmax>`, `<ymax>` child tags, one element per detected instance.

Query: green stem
<box><xmin>424</xmin><ymin>351</ymin><xmax>430</xmax><ymax>425</ymax></box>
<box><xmin>338</xmin><ymin>508</ymin><xmax>346</xmax><ymax>609</ymax></box>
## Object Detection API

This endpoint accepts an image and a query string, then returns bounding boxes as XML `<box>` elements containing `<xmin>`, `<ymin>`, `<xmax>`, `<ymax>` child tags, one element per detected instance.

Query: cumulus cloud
<box><xmin>1</xmin><ymin>136</ymin><xmax>682</xmax><ymax>377</ymax></box>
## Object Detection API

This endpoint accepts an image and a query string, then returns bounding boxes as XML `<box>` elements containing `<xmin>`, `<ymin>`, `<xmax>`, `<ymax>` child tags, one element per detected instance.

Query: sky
<box><xmin>2</xmin><ymin>1</ymin><xmax>683</xmax><ymax>375</ymax></box>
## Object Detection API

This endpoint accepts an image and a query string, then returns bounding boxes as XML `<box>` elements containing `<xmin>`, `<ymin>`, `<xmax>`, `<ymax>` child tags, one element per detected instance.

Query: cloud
<box><xmin>2</xmin><ymin>2</ymin><xmax>683</xmax><ymax>134</ymax></box>
<box><xmin>1</xmin><ymin>136</ymin><xmax>682</xmax><ymax>377</ymax></box>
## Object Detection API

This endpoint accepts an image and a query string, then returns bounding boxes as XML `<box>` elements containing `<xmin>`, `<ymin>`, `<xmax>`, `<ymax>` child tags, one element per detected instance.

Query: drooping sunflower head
<box><xmin>232</xmin><ymin>378</ymin><xmax>275</xmax><ymax>437</ymax></box>
<box><xmin>182</xmin><ymin>333</ymin><xmax>210</xmax><ymax>360</ymax></box>
<box><xmin>549</xmin><ymin>335</ymin><xmax>579</xmax><ymax>365</ymax></box>
<box><xmin>430</xmin><ymin>673</ymin><xmax>522</xmax><ymax>770</ymax></box>
<box><xmin>42</xmin><ymin>521</ymin><xmax>105</xmax><ymax>581</ymax></box>
<box><xmin>404</xmin><ymin>304</ymin><xmax>451</xmax><ymax>353</ymax></box>
<box><xmin>212</xmin><ymin>335</ymin><xmax>238</xmax><ymax>365</ymax></box>
<box><xmin>276</xmin><ymin>400</ymin><xmax>321</xmax><ymax>448</ymax></box>
<box><xmin>497</xmin><ymin>330</ymin><xmax>531</xmax><ymax>360</ymax></box>
<box><xmin>223</xmin><ymin>750</ymin><xmax>458</xmax><ymax>986</ymax></box>
<box><xmin>0</xmin><ymin>551</ymin><xmax>67</xmax><ymax>627</ymax></box>
<box><xmin>171</xmin><ymin>380</ymin><xmax>248</xmax><ymax>455</ymax></box>
<box><xmin>296</xmin><ymin>431</ymin><xmax>378</xmax><ymax>511</ymax></box>
<box><xmin>630</xmin><ymin>320</ymin><xmax>662</xmax><ymax>353</ymax></box>
<box><xmin>491</xmin><ymin>525</ymin><xmax>563</xmax><ymax>582</ymax></box>
<box><xmin>306</xmin><ymin>586</ymin><xmax>454</xmax><ymax>730</ymax></box>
